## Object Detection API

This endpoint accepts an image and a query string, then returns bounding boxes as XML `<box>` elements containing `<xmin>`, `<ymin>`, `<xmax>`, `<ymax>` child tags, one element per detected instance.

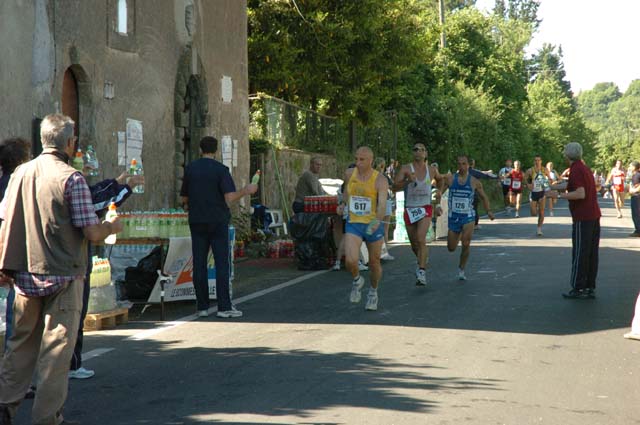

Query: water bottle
<box><xmin>251</xmin><ymin>170</ymin><xmax>261</xmax><ymax>185</ymax></box>
<box><xmin>72</xmin><ymin>150</ymin><xmax>84</xmax><ymax>171</ymax></box>
<box><xmin>365</xmin><ymin>218</ymin><xmax>379</xmax><ymax>236</ymax></box>
<box><xmin>84</xmin><ymin>145</ymin><xmax>99</xmax><ymax>176</ymax></box>
<box><xmin>104</xmin><ymin>202</ymin><xmax>118</xmax><ymax>244</ymax></box>
<box><xmin>129</xmin><ymin>159</ymin><xmax>145</xmax><ymax>194</ymax></box>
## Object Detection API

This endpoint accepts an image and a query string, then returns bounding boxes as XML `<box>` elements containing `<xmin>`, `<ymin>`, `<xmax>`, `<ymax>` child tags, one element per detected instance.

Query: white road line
<box><xmin>127</xmin><ymin>269</ymin><xmax>330</xmax><ymax>341</ymax></box>
<box><xmin>83</xmin><ymin>348</ymin><xmax>115</xmax><ymax>361</ymax></box>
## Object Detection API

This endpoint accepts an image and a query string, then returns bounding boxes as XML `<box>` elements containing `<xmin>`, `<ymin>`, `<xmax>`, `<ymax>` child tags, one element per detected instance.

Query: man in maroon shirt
<box><xmin>548</xmin><ymin>142</ymin><xmax>601</xmax><ymax>299</ymax></box>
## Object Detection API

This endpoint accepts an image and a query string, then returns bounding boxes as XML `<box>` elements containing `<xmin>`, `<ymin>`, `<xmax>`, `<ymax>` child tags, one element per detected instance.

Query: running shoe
<box><xmin>69</xmin><ymin>367</ymin><xmax>95</xmax><ymax>379</ymax></box>
<box><xmin>457</xmin><ymin>268</ymin><xmax>466</xmax><ymax>281</ymax></box>
<box><xmin>586</xmin><ymin>288</ymin><xmax>596</xmax><ymax>299</ymax></box>
<box><xmin>515</xmin><ymin>212</ymin><xmax>520</xmax><ymax>218</ymax></box>
<box><xmin>197</xmin><ymin>309</ymin><xmax>209</xmax><ymax>318</ymax></box>
<box><xmin>349</xmin><ymin>275</ymin><xmax>365</xmax><ymax>303</ymax></box>
<box><xmin>549</xmin><ymin>211</ymin><xmax>554</xmax><ymax>217</ymax></box>
<box><xmin>629</xmin><ymin>232</ymin><xmax>640</xmax><ymax>238</ymax></box>
<box><xmin>416</xmin><ymin>269</ymin><xmax>427</xmax><ymax>286</ymax></box>
<box><xmin>617</xmin><ymin>213</ymin><xmax>623</xmax><ymax>219</ymax></box>
<box><xmin>358</xmin><ymin>261</ymin><xmax>369</xmax><ymax>271</ymax></box>
<box><xmin>332</xmin><ymin>261</ymin><xmax>341</xmax><ymax>271</ymax></box>
<box><xmin>365</xmin><ymin>290</ymin><xmax>378</xmax><ymax>311</ymax></box>
<box><xmin>381</xmin><ymin>253</ymin><xmax>395</xmax><ymax>261</ymax></box>
<box><xmin>536</xmin><ymin>229</ymin><xmax>543</xmax><ymax>237</ymax></box>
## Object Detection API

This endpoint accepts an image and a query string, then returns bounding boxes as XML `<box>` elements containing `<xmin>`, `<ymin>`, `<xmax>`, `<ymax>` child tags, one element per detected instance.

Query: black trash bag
<box><xmin>123</xmin><ymin>246</ymin><xmax>162</xmax><ymax>300</ymax></box>
<box><xmin>290</xmin><ymin>213</ymin><xmax>334</xmax><ymax>270</ymax></box>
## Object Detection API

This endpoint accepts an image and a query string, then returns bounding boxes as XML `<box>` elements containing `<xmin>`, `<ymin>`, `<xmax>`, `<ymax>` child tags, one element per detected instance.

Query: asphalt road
<box><xmin>13</xmin><ymin>198</ymin><xmax>640</xmax><ymax>425</ymax></box>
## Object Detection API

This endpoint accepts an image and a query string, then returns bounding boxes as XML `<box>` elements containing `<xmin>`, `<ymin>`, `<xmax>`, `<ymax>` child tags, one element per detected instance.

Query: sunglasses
<box><xmin>412</xmin><ymin>147</ymin><xmax>425</xmax><ymax>152</ymax></box>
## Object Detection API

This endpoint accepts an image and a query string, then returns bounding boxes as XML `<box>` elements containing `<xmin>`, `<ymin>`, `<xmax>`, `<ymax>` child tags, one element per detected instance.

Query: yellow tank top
<box><xmin>347</xmin><ymin>168</ymin><xmax>379</xmax><ymax>223</ymax></box>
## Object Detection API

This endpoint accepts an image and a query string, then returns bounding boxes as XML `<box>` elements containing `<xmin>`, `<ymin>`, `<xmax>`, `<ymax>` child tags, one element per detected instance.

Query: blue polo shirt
<box><xmin>180</xmin><ymin>158</ymin><xmax>236</xmax><ymax>224</ymax></box>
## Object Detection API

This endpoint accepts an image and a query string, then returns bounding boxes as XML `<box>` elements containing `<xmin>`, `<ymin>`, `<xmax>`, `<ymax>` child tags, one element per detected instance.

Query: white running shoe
<box><xmin>365</xmin><ymin>290</ymin><xmax>378</xmax><ymax>311</ymax></box>
<box><xmin>416</xmin><ymin>269</ymin><xmax>427</xmax><ymax>286</ymax></box>
<box><xmin>536</xmin><ymin>228</ymin><xmax>543</xmax><ymax>237</ymax></box>
<box><xmin>457</xmin><ymin>268</ymin><xmax>467</xmax><ymax>281</ymax></box>
<box><xmin>332</xmin><ymin>261</ymin><xmax>341</xmax><ymax>271</ymax></box>
<box><xmin>69</xmin><ymin>367</ymin><xmax>95</xmax><ymax>379</ymax></box>
<box><xmin>515</xmin><ymin>212</ymin><xmax>520</xmax><ymax>218</ymax></box>
<box><xmin>350</xmin><ymin>275</ymin><xmax>365</xmax><ymax>303</ymax></box>
<box><xmin>381</xmin><ymin>253</ymin><xmax>395</xmax><ymax>261</ymax></box>
<box><xmin>549</xmin><ymin>211</ymin><xmax>554</xmax><ymax>217</ymax></box>
<box><xmin>358</xmin><ymin>261</ymin><xmax>369</xmax><ymax>271</ymax></box>
<box><xmin>197</xmin><ymin>309</ymin><xmax>209</xmax><ymax>318</ymax></box>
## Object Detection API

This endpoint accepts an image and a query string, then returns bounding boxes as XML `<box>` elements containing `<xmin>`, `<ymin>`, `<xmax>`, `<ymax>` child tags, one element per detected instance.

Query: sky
<box><xmin>474</xmin><ymin>0</ymin><xmax>640</xmax><ymax>94</ymax></box>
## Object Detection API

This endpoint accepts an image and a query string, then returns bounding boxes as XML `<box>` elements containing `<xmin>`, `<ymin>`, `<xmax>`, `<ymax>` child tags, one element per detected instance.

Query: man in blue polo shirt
<box><xmin>180</xmin><ymin>136</ymin><xmax>257</xmax><ymax>318</ymax></box>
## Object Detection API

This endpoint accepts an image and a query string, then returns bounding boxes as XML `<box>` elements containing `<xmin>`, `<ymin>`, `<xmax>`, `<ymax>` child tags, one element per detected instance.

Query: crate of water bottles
<box><xmin>303</xmin><ymin>195</ymin><xmax>338</xmax><ymax>213</ymax></box>
<box><xmin>118</xmin><ymin>210</ymin><xmax>191</xmax><ymax>239</ymax></box>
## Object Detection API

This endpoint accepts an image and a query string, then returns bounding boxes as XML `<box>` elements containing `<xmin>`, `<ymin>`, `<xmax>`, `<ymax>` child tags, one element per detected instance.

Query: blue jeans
<box><xmin>632</xmin><ymin>196</ymin><xmax>640</xmax><ymax>233</ymax></box>
<box><xmin>189</xmin><ymin>222</ymin><xmax>232</xmax><ymax>311</ymax></box>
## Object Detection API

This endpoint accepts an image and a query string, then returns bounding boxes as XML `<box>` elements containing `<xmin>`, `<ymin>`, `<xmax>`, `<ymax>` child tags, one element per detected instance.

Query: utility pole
<box><xmin>438</xmin><ymin>0</ymin><xmax>446</xmax><ymax>49</ymax></box>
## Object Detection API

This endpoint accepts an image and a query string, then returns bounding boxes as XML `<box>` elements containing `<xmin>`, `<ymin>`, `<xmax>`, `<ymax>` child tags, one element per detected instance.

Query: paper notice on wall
<box><xmin>117</xmin><ymin>131</ymin><xmax>126</xmax><ymax>165</ymax></box>
<box><xmin>221</xmin><ymin>135</ymin><xmax>233</xmax><ymax>171</ymax></box>
<box><xmin>125</xmin><ymin>119</ymin><xmax>143</xmax><ymax>165</ymax></box>
<box><xmin>221</xmin><ymin>76</ymin><xmax>233</xmax><ymax>103</ymax></box>
<box><xmin>232</xmin><ymin>139</ymin><xmax>238</xmax><ymax>168</ymax></box>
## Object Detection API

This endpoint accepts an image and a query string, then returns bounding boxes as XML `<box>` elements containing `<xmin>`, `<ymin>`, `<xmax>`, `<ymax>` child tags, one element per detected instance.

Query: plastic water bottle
<box><xmin>251</xmin><ymin>170</ymin><xmax>261</xmax><ymax>185</ymax></box>
<box><xmin>129</xmin><ymin>159</ymin><xmax>144</xmax><ymax>194</ymax></box>
<box><xmin>104</xmin><ymin>202</ymin><xmax>118</xmax><ymax>244</ymax></box>
<box><xmin>365</xmin><ymin>218</ymin><xmax>379</xmax><ymax>236</ymax></box>
<box><xmin>72</xmin><ymin>150</ymin><xmax>84</xmax><ymax>171</ymax></box>
<box><xmin>84</xmin><ymin>145</ymin><xmax>99</xmax><ymax>176</ymax></box>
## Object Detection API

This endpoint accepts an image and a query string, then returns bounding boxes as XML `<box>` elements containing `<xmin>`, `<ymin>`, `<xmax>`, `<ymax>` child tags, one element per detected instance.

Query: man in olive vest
<box><xmin>0</xmin><ymin>114</ymin><xmax>122</xmax><ymax>425</ymax></box>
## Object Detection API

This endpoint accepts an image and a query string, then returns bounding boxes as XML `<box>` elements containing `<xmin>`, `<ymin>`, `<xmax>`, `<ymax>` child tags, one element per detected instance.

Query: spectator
<box><xmin>548</xmin><ymin>142</ymin><xmax>601</xmax><ymax>299</ymax></box>
<box><xmin>0</xmin><ymin>137</ymin><xmax>32</xmax><ymax>344</ymax></box>
<box><xmin>292</xmin><ymin>156</ymin><xmax>326</xmax><ymax>214</ymax></box>
<box><xmin>180</xmin><ymin>136</ymin><xmax>257</xmax><ymax>318</ymax></box>
<box><xmin>0</xmin><ymin>114</ymin><xmax>122</xmax><ymax>425</ymax></box>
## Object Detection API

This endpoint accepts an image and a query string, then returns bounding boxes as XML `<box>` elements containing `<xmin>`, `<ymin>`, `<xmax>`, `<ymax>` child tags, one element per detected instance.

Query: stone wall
<box><xmin>259</xmin><ymin>148</ymin><xmax>338</xmax><ymax>215</ymax></box>
<box><xmin>0</xmin><ymin>0</ymin><xmax>249</xmax><ymax>210</ymax></box>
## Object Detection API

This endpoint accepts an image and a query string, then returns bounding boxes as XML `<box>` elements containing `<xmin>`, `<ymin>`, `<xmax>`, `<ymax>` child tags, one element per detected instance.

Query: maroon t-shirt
<box><xmin>567</xmin><ymin>160</ymin><xmax>601</xmax><ymax>221</ymax></box>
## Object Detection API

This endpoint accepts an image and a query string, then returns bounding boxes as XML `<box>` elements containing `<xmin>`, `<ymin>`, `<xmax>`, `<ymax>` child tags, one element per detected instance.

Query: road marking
<box><xmin>127</xmin><ymin>269</ymin><xmax>330</xmax><ymax>341</ymax></box>
<box><xmin>83</xmin><ymin>348</ymin><xmax>115</xmax><ymax>361</ymax></box>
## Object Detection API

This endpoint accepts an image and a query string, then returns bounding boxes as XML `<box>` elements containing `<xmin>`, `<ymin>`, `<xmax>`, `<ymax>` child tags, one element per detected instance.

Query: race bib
<box><xmin>503</xmin><ymin>177</ymin><xmax>511</xmax><ymax>186</ymax></box>
<box><xmin>613</xmin><ymin>176</ymin><xmax>622</xmax><ymax>185</ymax></box>
<box><xmin>451</xmin><ymin>197</ymin><xmax>470</xmax><ymax>214</ymax></box>
<box><xmin>406</xmin><ymin>207</ymin><xmax>427</xmax><ymax>224</ymax></box>
<box><xmin>533</xmin><ymin>181</ymin><xmax>543</xmax><ymax>192</ymax></box>
<box><xmin>349</xmin><ymin>196</ymin><xmax>372</xmax><ymax>216</ymax></box>
<box><xmin>512</xmin><ymin>180</ymin><xmax>521</xmax><ymax>189</ymax></box>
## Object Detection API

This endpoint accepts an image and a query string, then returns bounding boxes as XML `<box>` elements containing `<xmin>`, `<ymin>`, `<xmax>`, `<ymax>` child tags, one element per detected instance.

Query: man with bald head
<box><xmin>338</xmin><ymin>146</ymin><xmax>389</xmax><ymax>311</ymax></box>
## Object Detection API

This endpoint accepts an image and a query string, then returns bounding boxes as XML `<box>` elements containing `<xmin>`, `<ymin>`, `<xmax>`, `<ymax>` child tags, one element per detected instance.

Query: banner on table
<box><xmin>146</xmin><ymin>228</ymin><xmax>235</xmax><ymax>303</ymax></box>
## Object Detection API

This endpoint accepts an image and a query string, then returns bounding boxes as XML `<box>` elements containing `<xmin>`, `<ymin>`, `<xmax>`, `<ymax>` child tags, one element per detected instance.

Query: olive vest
<box><xmin>0</xmin><ymin>149</ymin><xmax>88</xmax><ymax>276</ymax></box>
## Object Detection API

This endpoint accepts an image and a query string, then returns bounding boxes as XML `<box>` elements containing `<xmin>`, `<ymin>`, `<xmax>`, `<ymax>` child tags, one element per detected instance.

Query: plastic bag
<box><xmin>123</xmin><ymin>246</ymin><xmax>162</xmax><ymax>300</ymax></box>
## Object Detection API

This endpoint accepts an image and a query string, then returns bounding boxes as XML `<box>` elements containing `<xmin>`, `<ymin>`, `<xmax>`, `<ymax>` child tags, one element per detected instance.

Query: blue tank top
<box><xmin>448</xmin><ymin>173</ymin><xmax>475</xmax><ymax>220</ymax></box>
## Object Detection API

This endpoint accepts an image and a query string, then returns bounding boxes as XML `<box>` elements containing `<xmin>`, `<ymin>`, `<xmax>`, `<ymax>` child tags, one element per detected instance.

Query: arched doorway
<box><xmin>174</xmin><ymin>46</ymin><xmax>209</xmax><ymax>204</ymax></box>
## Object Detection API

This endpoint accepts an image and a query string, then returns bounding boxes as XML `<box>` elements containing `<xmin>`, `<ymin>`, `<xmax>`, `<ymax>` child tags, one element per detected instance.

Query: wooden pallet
<box><xmin>84</xmin><ymin>307</ymin><xmax>129</xmax><ymax>331</ymax></box>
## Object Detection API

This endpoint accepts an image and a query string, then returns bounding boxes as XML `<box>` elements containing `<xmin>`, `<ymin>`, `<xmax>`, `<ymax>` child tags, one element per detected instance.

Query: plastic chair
<box><xmin>266</xmin><ymin>209</ymin><xmax>288</xmax><ymax>235</ymax></box>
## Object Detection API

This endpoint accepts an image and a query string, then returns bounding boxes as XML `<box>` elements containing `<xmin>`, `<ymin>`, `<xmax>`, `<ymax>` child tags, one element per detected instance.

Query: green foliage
<box><xmin>578</xmin><ymin>80</ymin><xmax>640</xmax><ymax>171</ymax></box>
<box><xmin>248</xmin><ymin>0</ymin><xmax>594</xmax><ymax>177</ymax></box>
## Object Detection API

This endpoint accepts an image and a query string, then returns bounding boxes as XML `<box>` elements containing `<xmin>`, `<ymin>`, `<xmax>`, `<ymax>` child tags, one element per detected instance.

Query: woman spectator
<box><xmin>0</xmin><ymin>137</ymin><xmax>32</xmax><ymax>343</ymax></box>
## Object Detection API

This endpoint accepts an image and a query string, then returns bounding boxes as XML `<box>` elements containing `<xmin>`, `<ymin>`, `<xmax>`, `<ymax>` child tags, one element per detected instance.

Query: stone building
<box><xmin>0</xmin><ymin>0</ymin><xmax>250</xmax><ymax>209</ymax></box>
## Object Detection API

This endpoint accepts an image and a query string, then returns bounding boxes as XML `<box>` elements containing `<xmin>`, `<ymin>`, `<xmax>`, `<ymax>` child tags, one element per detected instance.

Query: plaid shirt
<box><xmin>12</xmin><ymin>172</ymin><xmax>100</xmax><ymax>297</ymax></box>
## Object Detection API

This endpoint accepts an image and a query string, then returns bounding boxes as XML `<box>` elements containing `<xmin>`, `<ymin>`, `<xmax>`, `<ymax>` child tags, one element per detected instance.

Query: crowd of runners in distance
<box><xmin>333</xmin><ymin>144</ymin><xmax>640</xmax><ymax>312</ymax></box>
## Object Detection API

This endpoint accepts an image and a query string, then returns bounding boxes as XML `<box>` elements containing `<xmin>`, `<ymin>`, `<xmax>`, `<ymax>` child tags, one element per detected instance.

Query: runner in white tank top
<box><xmin>393</xmin><ymin>143</ymin><xmax>445</xmax><ymax>286</ymax></box>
